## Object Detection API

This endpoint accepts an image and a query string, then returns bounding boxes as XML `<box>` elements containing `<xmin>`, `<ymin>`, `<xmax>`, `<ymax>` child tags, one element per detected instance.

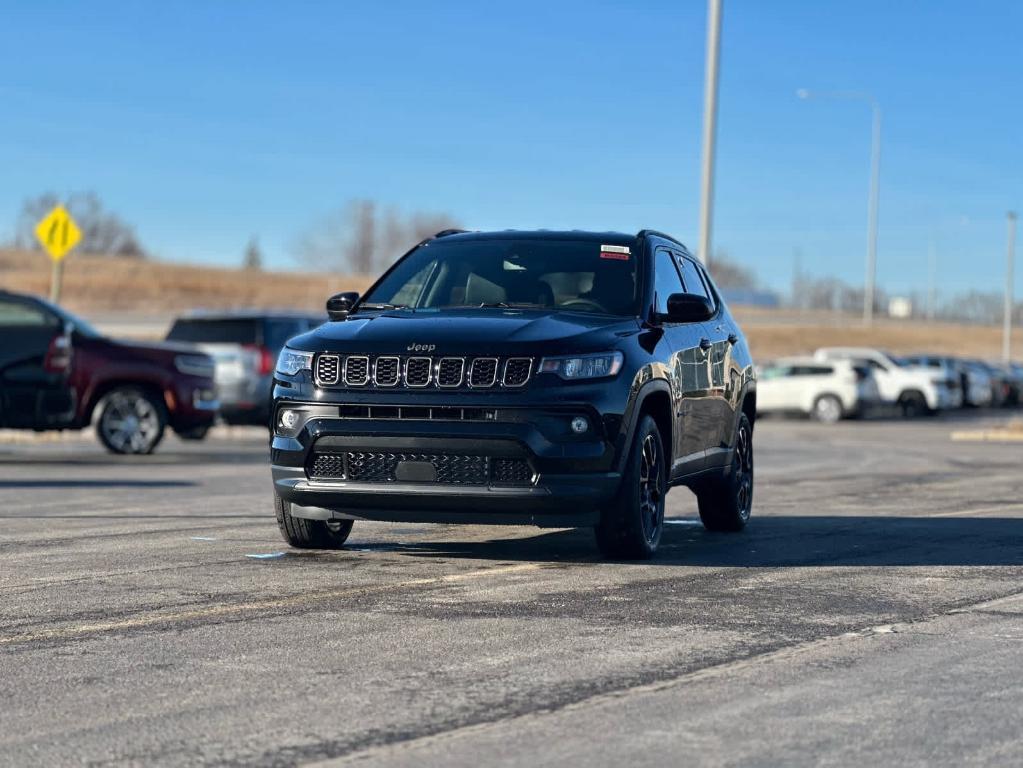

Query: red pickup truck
<box><xmin>0</xmin><ymin>290</ymin><xmax>218</xmax><ymax>454</ymax></box>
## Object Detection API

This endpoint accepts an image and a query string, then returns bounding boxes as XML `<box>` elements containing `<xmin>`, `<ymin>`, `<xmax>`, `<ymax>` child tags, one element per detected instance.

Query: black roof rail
<box><xmin>433</xmin><ymin>228</ymin><xmax>470</xmax><ymax>239</ymax></box>
<box><xmin>636</xmin><ymin>229</ymin><xmax>688</xmax><ymax>249</ymax></box>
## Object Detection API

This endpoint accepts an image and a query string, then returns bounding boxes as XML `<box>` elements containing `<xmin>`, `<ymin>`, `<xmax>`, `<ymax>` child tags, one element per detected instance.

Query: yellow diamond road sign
<box><xmin>35</xmin><ymin>204</ymin><xmax>82</xmax><ymax>262</ymax></box>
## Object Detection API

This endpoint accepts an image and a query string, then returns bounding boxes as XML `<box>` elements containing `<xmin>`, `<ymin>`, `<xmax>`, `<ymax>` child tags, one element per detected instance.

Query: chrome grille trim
<box><xmin>315</xmin><ymin>354</ymin><xmax>341</xmax><ymax>386</ymax></box>
<box><xmin>315</xmin><ymin>355</ymin><xmax>533</xmax><ymax>389</ymax></box>
<box><xmin>404</xmin><ymin>357</ymin><xmax>432</xmax><ymax>387</ymax></box>
<box><xmin>469</xmin><ymin>357</ymin><xmax>499</xmax><ymax>388</ymax></box>
<box><xmin>343</xmin><ymin>355</ymin><xmax>370</xmax><ymax>386</ymax></box>
<box><xmin>373</xmin><ymin>356</ymin><xmax>400</xmax><ymax>387</ymax></box>
<box><xmin>502</xmin><ymin>358</ymin><xmax>533</xmax><ymax>387</ymax></box>
<box><xmin>436</xmin><ymin>357</ymin><xmax>465</xmax><ymax>388</ymax></box>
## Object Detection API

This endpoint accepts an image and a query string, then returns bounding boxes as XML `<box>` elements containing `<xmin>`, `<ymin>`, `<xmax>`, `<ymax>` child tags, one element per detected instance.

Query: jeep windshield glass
<box><xmin>361</xmin><ymin>239</ymin><xmax>641</xmax><ymax>316</ymax></box>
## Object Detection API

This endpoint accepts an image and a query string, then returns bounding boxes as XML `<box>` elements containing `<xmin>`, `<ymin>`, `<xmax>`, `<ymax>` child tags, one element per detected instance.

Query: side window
<box><xmin>678</xmin><ymin>257</ymin><xmax>712</xmax><ymax>303</ymax></box>
<box><xmin>0</xmin><ymin>299</ymin><xmax>56</xmax><ymax>328</ymax></box>
<box><xmin>760</xmin><ymin>366</ymin><xmax>792</xmax><ymax>380</ymax></box>
<box><xmin>653</xmin><ymin>249</ymin><xmax>685</xmax><ymax>316</ymax></box>
<box><xmin>791</xmin><ymin>365</ymin><xmax>833</xmax><ymax>377</ymax></box>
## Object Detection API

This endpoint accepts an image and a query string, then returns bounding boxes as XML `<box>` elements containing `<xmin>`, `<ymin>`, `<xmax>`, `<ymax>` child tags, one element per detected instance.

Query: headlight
<box><xmin>539</xmin><ymin>351</ymin><xmax>624</xmax><ymax>380</ymax></box>
<box><xmin>174</xmin><ymin>354</ymin><xmax>214</xmax><ymax>378</ymax></box>
<box><xmin>276</xmin><ymin>348</ymin><xmax>313</xmax><ymax>376</ymax></box>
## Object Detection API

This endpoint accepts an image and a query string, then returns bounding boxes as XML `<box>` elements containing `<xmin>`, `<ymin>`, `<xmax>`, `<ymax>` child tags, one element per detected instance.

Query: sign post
<box><xmin>33</xmin><ymin>204</ymin><xmax>82</xmax><ymax>304</ymax></box>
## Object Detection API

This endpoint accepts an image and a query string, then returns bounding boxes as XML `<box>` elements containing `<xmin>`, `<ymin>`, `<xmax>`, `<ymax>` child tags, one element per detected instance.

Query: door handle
<box><xmin>727</xmin><ymin>333</ymin><xmax>738</xmax><ymax>345</ymax></box>
<box><xmin>699</xmin><ymin>338</ymin><xmax>712</xmax><ymax>352</ymax></box>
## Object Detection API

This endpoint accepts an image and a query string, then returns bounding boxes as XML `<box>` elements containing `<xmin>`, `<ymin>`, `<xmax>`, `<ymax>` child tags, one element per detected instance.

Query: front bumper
<box><xmin>270</xmin><ymin>399</ymin><xmax>623</xmax><ymax>528</ymax></box>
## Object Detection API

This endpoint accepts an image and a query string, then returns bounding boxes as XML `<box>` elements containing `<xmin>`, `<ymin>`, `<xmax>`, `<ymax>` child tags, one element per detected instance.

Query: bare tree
<box><xmin>708</xmin><ymin>249</ymin><xmax>758</xmax><ymax>290</ymax></box>
<box><xmin>15</xmin><ymin>191</ymin><xmax>146</xmax><ymax>257</ymax></box>
<box><xmin>294</xmin><ymin>200</ymin><xmax>461</xmax><ymax>273</ymax></box>
<box><xmin>243</xmin><ymin>236</ymin><xmax>263</xmax><ymax>271</ymax></box>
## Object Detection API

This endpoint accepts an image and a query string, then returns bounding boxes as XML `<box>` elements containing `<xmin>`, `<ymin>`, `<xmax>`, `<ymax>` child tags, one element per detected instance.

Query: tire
<box><xmin>176</xmin><ymin>424</ymin><xmax>211</xmax><ymax>441</ymax></box>
<box><xmin>697</xmin><ymin>412</ymin><xmax>754</xmax><ymax>532</ymax></box>
<box><xmin>812</xmin><ymin>394</ymin><xmax>843</xmax><ymax>424</ymax></box>
<box><xmin>96</xmin><ymin>386</ymin><xmax>166</xmax><ymax>455</ymax></box>
<box><xmin>274</xmin><ymin>491</ymin><xmax>353</xmax><ymax>549</ymax></box>
<box><xmin>899</xmin><ymin>391</ymin><xmax>928</xmax><ymax>418</ymax></box>
<box><xmin>594</xmin><ymin>415</ymin><xmax>666</xmax><ymax>560</ymax></box>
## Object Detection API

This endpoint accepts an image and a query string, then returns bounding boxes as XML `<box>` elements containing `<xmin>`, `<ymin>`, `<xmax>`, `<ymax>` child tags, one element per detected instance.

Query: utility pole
<box><xmin>863</xmin><ymin>101</ymin><xmax>881</xmax><ymax>326</ymax></box>
<box><xmin>697</xmin><ymin>0</ymin><xmax>723</xmax><ymax>266</ymax></box>
<box><xmin>1004</xmin><ymin>212</ymin><xmax>1017</xmax><ymax>363</ymax></box>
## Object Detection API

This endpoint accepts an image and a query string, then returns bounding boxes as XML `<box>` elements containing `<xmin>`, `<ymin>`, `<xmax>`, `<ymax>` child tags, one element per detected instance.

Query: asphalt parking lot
<box><xmin>2</xmin><ymin>415</ymin><xmax>1022</xmax><ymax>767</ymax></box>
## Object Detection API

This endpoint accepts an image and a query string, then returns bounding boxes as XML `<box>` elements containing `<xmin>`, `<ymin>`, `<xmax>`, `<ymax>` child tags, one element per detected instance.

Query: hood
<box><xmin>289</xmin><ymin>308</ymin><xmax>640</xmax><ymax>357</ymax></box>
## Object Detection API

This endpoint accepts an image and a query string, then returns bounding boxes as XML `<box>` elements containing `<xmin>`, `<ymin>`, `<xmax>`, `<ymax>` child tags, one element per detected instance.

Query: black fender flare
<box><xmin>615</xmin><ymin>377</ymin><xmax>673</xmax><ymax>474</ymax></box>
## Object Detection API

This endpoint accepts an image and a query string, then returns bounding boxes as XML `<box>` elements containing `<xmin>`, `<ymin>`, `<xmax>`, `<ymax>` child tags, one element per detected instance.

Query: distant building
<box><xmin>888</xmin><ymin>296</ymin><xmax>913</xmax><ymax>319</ymax></box>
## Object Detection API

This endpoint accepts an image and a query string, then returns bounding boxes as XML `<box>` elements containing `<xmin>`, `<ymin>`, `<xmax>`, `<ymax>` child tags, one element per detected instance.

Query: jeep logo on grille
<box><xmin>407</xmin><ymin>343</ymin><xmax>436</xmax><ymax>353</ymax></box>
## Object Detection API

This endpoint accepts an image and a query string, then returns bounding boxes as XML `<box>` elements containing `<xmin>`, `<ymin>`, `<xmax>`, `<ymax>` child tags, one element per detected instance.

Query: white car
<box><xmin>814</xmin><ymin>347</ymin><xmax>957</xmax><ymax>416</ymax></box>
<box><xmin>757</xmin><ymin>357</ymin><xmax>881</xmax><ymax>423</ymax></box>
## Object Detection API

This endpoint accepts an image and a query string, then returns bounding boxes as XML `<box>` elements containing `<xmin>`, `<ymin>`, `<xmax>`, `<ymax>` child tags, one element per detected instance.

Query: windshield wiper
<box><xmin>355</xmin><ymin>302</ymin><xmax>411</xmax><ymax>312</ymax></box>
<box><xmin>476</xmin><ymin>301</ymin><xmax>548</xmax><ymax>309</ymax></box>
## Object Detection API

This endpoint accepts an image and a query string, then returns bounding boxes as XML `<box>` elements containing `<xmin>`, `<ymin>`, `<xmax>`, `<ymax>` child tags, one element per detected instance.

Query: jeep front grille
<box><xmin>316</xmin><ymin>354</ymin><xmax>340</xmax><ymax>385</ymax></box>
<box><xmin>315</xmin><ymin>355</ymin><xmax>533</xmax><ymax>389</ymax></box>
<box><xmin>405</xmin><ymin>357</ymin><xmax>432</xmax><ymax>387</ymax></box>
<box><xmin>307</xmin><ymin>451</ymin><xmax>534</xmax><ymax>487</ymax></box>
<box><xmin>373</xmin><ymin>356</ymin><xmax>400</xmax><ymax>386</ymax></box>
<box><xmin>469</xmin><ymin>358</ymin><xmax>498</xmax><ymax>387</ymax></box>
<box><xmin>503</xmin><ymin>358</ymin><xmax>532</xmax><ymax>387</ymax></box>
<box><xmin>344</xmin><ymin>355</ymin><xmax>370</xmax><ymax>386</ymax></box>
<box><xmin>437</xmin><ymin>357</ymin><xmax>464</xmax><ymax>387</ymax></box>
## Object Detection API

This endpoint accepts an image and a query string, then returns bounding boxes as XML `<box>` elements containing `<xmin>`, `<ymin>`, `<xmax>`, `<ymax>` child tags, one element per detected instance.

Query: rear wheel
<box><xmin>594</xmin><ymin>415</ymin><xmax>666</xmax><ymax>560</ymax></box>
<box><xmin>899</xmin><ymin>391</ymin><xmax>928</xmax><ymax>418</ymax></box>
<box><xmin>812</xmin><ymin>394</ymin><xmax>843</xmax><ymax>424</ymax></box>
<box><xmin>697</xmin><ymin>413</ymin><xmax>754</xmax><ymax>532</ymax></box>
<box><xmin>96</xmin><ymin>386</ymin><xmax>166</xmax><ymax>455</ymax></box>
<box><xmin>274</xmin><ymin>491</ymin><xmax>353</xmax><ymax>549</ymax></box>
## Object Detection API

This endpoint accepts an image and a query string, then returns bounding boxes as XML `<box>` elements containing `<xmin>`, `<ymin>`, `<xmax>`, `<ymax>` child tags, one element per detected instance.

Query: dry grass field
<box><xmin>2</xmin><ymin>248</ymin><xmax>1019</xmax><ymax>360</ymax></box>
<box><xmin>0</xmin><ymin>248</ymin><xmax>371</xmax><ymax>313</ymax></box>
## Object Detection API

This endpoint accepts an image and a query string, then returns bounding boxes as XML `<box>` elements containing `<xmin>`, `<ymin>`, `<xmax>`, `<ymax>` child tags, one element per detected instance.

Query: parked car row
<box><xmin>757</xmin><ymin>346</ymin><xmax>1023</xmax><ymax>423</ymax></box>
<box><xmin>0</xmin><ymin>288</ymin><xmax>324</xmax><ymax>454</ymax></box>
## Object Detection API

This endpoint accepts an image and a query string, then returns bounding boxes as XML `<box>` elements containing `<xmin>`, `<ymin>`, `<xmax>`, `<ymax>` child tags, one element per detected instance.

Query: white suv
<box><xmin>814</xmin><ymin>347</ymin><xmax>957</xmax><ymax>417</ymax></box>
<box><xmin>757</xmin><ymin>357</ymin><xmax>881</xmax><ymax>423</ymax></box>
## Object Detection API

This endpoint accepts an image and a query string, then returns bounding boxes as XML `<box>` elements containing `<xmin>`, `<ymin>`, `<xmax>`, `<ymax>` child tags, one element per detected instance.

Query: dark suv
<box><xmin>270</xmin><ymin>230</ymin><xmax>756</xmax><ymax>559</ymax></box>
<box><xmin>0</xmin><ymin>290</ymin><xmax>218</xmax><ymax>454</ymax></box>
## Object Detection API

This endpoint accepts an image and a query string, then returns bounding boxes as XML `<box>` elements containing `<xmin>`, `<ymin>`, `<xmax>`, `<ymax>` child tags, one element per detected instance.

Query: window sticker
<box><xmin>600</xmin><ymin>244</ymin><xmax>631</xmax><ymax>260</ymax></box>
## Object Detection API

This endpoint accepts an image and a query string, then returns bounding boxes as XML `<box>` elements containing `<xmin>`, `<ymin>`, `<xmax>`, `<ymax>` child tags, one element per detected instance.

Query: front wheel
<box><xmin>812</xmin><ymin>394</ymin><xmax>843</xmax><ymax>424</ymax></box>
<box><xmin>594</xmin><ymin>415</ymin><xmax>666</xmax><ymax>560</ymax></box>
<box><xmin>96</xmin><ymin>386</ymin><xmax>166</xmax><ymax>455</ymax></box>
<box><xmin>697</xmin><ymin>413</ymin><xmax>754</xmax><ymax>532</ymax></box>
<box><xmin>274</xmin><ymin>492</ymin><xmax>353</xmax><ymax>549</ymax></box>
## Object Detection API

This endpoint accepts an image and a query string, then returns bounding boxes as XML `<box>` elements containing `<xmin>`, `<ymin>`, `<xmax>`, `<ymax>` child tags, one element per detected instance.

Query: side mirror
<box><xmin>665</xmin><ymin>293</ymin><xmax>714</xmax><ymax>323</ymax></box>
<box><xmin>326</xmin><ymin>291</ymin><xmax>360</xmax><ymax>321</ymax></box>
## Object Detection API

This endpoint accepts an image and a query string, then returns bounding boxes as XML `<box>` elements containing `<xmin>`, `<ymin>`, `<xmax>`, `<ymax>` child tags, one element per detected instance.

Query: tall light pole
<box><xmin>797</xmin><ymin>90</ymin><xmax>882</xmax><ymax>325</ymax></box>
<box><xmin>697</xmin><ymin>0</ymin><xmax>723</xmax><ymax>266</ymax></box>
<box><xmin>1004</xmin><ymin>211</ymin><xmax>1017</xmax><ymax>363</ymax></box>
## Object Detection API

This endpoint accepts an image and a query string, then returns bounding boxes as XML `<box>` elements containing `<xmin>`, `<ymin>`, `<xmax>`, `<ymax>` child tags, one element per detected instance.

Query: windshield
<box><xmin>362</xmin><ymin>239</ymin><xmax>641</xmax><ymax>316</ymax></box>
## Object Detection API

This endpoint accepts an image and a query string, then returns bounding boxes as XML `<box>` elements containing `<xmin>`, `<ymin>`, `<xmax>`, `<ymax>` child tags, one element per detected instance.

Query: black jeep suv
<box><xmin>270</xmin><ymin>229</ymin><xmax>756</xmax><ymax>559</ymax></box>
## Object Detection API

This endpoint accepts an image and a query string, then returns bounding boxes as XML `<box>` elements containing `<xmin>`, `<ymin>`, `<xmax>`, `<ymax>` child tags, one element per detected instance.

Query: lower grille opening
<box><xmin>307</xmin><ymin>452</ymin><xmax>534</xmax><ymax>487</ymax></box>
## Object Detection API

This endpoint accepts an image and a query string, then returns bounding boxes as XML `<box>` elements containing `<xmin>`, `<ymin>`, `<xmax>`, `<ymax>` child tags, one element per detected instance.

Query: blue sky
<box><xmin>1</xmin><ymin>1</ymin><xmax>1020</xmax><ymax>297</ymax></box>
